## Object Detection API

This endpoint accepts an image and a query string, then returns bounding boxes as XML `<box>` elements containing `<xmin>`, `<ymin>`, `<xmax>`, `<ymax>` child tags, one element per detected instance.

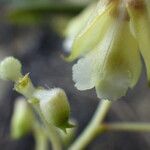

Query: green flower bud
<box><xmin>0</xmin><ymin>57</ymin><xmax>22</xmax><ymax>81</ymax></box>
<box><xmin>33</xmin><ymin>88</ymin><xmax>73</xmax><ymax>132</ymax></box>
<box><xmin>11</xmin><ymin>97</ymin><xmax>34</xmax><ymax>139</ymax></box>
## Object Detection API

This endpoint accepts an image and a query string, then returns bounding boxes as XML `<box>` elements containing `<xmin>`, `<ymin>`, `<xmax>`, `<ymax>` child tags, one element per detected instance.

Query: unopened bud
<box><xmin>11</xmin><ymin>97</ymin><xmax>34</xmax><ymax>139</ymax></box>
<box><xmin>0</xmin><ymin>57</ymin><xmax>22</xmax><ymax>81</ymax></box>
<box><xmin>33</xmin><ymin>88</ymin><xmax>73</xmax><ymax>132</ymax></box>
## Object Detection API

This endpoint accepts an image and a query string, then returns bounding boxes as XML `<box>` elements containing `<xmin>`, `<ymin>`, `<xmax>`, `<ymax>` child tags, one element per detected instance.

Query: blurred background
<box><xmin>0</xmin><ymin>0</ymin><xmax>150</xmax><ymax>150</ymax></box>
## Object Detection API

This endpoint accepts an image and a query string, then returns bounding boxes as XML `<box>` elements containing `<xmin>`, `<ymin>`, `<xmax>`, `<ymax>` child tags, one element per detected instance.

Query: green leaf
<box><xmin>7</xmin><ymin>1</ymin><xmax>86</xmax><ymax>25</ymax></box>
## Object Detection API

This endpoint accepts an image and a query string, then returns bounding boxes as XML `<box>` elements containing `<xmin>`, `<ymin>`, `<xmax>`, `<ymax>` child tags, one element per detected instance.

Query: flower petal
<box><xmin>127</xmin><ymin>3</ymin><xmax>150</xmax><ymax>83</ymax></box>
<box><xmin>72</xmin><ymin>52</ymin><xmax>96</xmax><ymax>90</ymax></box>
<box><xmin>145</xmin><ymin>0</ymin><xmax>150</xmax><ymax>18</ymax></box>
<box><xmin>64</xmin><ymin>3</ymin><xmax>96</xmax><ymax>52</ymax></box>
<box><xmin>66</xmin><ymin>0</ymin><xmax>118</xmax><ymax>61</ymax></box>
<box><xmin>73</xmin><ymin>17</ymin><xmax>141</xmax><ymax>100</ymax></box>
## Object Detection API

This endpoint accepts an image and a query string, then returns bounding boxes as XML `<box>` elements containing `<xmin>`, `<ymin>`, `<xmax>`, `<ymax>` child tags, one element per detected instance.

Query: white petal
<box><xmin>73</xmin><ymin>17</ymin><xmax>141</xmax><ymax>100</ymax></box>
<box><xmin>72</xmin><ymin>52</ymin><xmax>95</xmax><ymax>90</ymax></box>
<box><xmin>95</xmin><ymin>21</ymin><xmax>141</xmax><ymax>100</ymax></box>
<box><xmin>72</xmin><ymin>20</ymin><xmax>118</xmax><ymax>91</ymax></box>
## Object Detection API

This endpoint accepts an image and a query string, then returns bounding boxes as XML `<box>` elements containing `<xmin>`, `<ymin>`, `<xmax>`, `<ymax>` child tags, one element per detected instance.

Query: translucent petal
<box><xmin>65</xmin><ymin>3</ymin><xmax>96</xmax><ymax>42</ymax></box>
<box><xmin>64</xmin><ymin>3</ymin><xmax>96</xmax><ymax>52</ymax></box>
<box><xmin>73</xmin><ymin>18</ymin><xmax>118</xmax><ymax>90</ymax></box>
<box><xmin>72</xmin><ymin>52</ymin><xmax>96</xmax><ymax>90</ymax></box>
<box><xmin>95</xmin><ymin>73</ymin><xmax>130</xmax><ymax>101</ymax></box>
<box><xmin>95</xmin><ymin>21</ymin><xmax>141</xmax><ymax>100</ymax></box>
<box><xmin>66</xmin><ymin>0</ymin><xmax>118</xmax><ymax>61</ymax></box>
<box><xmin>127</xmin><ymin>4</ymin><xmax>150</xmax><ymax>82</ymax></box>
<box><xmin>73</xmin><ymin>18</ymin><xmax>141</xmax><ymax>100</ymax></box>
<box><xmin>145</xmin><ymin>0</ymin><xmax>150</xmax><ymax>19</ymax></box>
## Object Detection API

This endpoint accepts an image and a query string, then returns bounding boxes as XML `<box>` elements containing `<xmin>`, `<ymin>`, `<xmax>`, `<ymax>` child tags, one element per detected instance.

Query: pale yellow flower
<box><xmin>68</xmin><ymin>0</ymin><xmax>150</xmax><ymax>100</ymax></box>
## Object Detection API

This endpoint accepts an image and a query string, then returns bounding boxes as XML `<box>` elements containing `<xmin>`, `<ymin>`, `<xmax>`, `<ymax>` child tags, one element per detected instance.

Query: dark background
<box><xmin>0</xmin><ymin>1</ymin><xmax>150</xmax><ymax>150</ymax></box>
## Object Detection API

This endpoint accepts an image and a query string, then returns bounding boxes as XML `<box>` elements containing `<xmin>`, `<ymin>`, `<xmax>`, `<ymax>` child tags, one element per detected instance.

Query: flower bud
<box><xmin>0</xmin><ymin>57</ymin><xmax>22</xmax><ymax>81</ymax></box>
<box><xmin>11</xmin><ymin>97</ymin><xmax>34</xmax><ymax>139</ymax></box>
<box><xmin>33</xmin><ymin>88</ymin><xmax>73</xmax><ymax>132</ymax></box>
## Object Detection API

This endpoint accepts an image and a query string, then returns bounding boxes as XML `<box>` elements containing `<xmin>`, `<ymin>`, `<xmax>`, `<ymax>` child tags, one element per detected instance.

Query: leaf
<box><xmin>7</xmin><ymin>1</ymin><xmax>86</xmax><ymax>25</ymax></box>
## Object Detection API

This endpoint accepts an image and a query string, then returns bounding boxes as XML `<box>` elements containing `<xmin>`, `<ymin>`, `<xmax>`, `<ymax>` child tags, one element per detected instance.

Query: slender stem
<box><xmin>34</xmin><ymin>105</ymin><xmax>62</xmax><ymax>150</ymax></box>
<box><xmin>14</xmin><ymin>74</ymin><xmax>62</xmax><ymax>150</ymax></box>
<box><xmin>33</xmin><ymin>123</ymin><xmax>49</xmax><ymax>150</ymax></box>
<box><xmin>100</xmin><ymin>122</ymin><xmax>150</xmax><ymax>133</ymax></box>
<box><xmin>69</xmin><ymin>100</ymin><xmax>112</xmax><ymax>150</ymax></box>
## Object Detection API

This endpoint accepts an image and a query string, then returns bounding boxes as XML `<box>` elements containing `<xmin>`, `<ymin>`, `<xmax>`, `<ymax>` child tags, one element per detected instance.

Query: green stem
<box><xmin>34</xmin><ymin>105</ymin><xmax>62</xmax><ymax>150</ymax></box>
<box><xmin>14</xmin><ymin>74</ymin><xmax>62</xmax><ymax>150</ymax></box>
<box><xmin>68</xmin><ymin>100</ymin><xmax>112</xmax><ymax>150</ymax></box>
<box><xmin>33</xmin><ymin>123</ymin><xmax>49</xmax><ymax>150</ymax></box>
<box><xmin>100</xmin><ymin>122</ymin><xmax>150</xmax><ymax>132</ymax></box>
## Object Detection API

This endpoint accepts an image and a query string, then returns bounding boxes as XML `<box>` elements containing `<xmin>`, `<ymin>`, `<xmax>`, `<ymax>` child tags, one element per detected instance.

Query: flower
<box><xmin>67</xmin><ymin>0</ymin><xmax>150</xmax><ymax>100</ymax></box>
<box><xmin>14</xmin><ymin>73</ymin><xmax>35</xmax><ymax>99</ymax></box>
<box><xmin>0</xmin><ymin>57</ymin><xmax>36</xmax><ymax>98</ymax></box>
<box><xmin>33</xmin><ymin>88</ymin><xmax>74</xmax><ymax>132</ymax></box>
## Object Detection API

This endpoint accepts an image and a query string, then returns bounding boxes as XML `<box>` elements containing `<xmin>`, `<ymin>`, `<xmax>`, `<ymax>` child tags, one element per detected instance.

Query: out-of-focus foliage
<box><xmin>3</xmin><ymin>0</ymin><xmax>93</xmax><ymax>25</ymax></box>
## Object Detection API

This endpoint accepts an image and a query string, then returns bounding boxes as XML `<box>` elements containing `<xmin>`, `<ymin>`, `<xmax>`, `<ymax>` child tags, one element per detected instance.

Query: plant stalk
<box><xmin>33</xmin><ymin>123</ymin><xmax>49</xmax><ymax>150</ymax></box>
<box><xmin>34</xmin><ymin>105</ymin><xmax>62</xmax><ymax>150</ymax></box>
<box><xmin>68</xmin><ymin>100</ymin><xmax>112</xmax><ymax>150</ymax></box>
<box><xmin>100</xmin><ymin>122</ymin><xmax>150</xmax><ymax>133</ymax></box>
<box><xmin>14</xmin><ymin>74</ymin><xmax>62</xmax><ymax>150</ymax></box>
